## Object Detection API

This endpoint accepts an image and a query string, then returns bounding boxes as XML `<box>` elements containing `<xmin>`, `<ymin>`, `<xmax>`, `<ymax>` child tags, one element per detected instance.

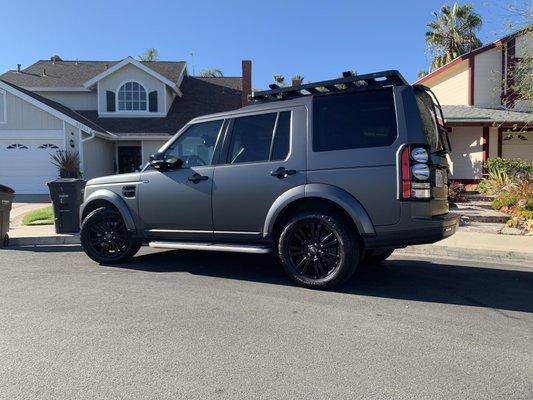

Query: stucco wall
<box><xmin>82</xmin><ymin>137</ymin><xmax>115</xmax><ymax>180</ymax></box>
<box><xmin>424</xmin><ymin>60</ymin><xmax>469</xmax><ymax>105</ymax></box>
<box><xmin>37</xmin><ymin>91</ymin><xmax>97</xmax><ymax>111</ymax></box>
<box><xmin>97</xmin><ymin>64</ymin><xmax>166</xmax><ymax>117</ymax></box>
<box><xmin>488</xmin><ymin>126</ymin><xmax>499</xmax><ymax>158</ymax></box>
<box><xmin>447</xmin><ymin>126</ymin><xmax>484</xmax><ymax>180</ymax></box>
<box><xmin>0</xmin><ymin>92</ymin><xmax>62</xmax><ymax>130</ymax></box>
<box><xmin>142</xmin><ymin>140</ymin><xmax>167</xmax><ymax>164</ymax></box>
<box><xmin>473</xmin><ymin>47</ymin><xmax>502</xmax><ymax>107</ymax></box>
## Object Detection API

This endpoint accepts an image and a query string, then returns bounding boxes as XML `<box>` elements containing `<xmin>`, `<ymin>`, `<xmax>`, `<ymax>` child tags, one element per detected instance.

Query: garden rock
<box><xmin>500</xmin><ymin>227</ymin><xmax>524</xmax><ymax>235</ymax></box>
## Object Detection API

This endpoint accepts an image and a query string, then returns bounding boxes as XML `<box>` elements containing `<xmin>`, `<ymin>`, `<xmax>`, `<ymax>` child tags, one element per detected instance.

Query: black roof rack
<box><xmin>251</xmin><ymin>70</ymin><xmax>408</xmax><ymax>103</ymax></box>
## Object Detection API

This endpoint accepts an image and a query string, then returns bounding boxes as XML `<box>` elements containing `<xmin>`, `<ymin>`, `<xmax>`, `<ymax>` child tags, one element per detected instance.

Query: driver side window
<box><xmin>165</xmin><ymin>120</ymin><xmax>223</xmax><ymax>167</ymax></box>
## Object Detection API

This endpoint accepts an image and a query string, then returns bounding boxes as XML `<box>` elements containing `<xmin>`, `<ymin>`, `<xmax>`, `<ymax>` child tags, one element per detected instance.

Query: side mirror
<box><xmin>149</xmin><ymin>153</ymin><xmax>183</xmax><ymax>170</ymax></box>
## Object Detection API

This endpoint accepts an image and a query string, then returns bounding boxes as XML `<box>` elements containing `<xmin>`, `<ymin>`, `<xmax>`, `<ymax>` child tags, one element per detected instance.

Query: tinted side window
<box><xmin>313</xmin><ymin>89</ymin><xmax>397</xmax><ymax>152</ymax></box>
<box><xmin>227</xmin><ymin>113</ymin><xmax>277</xmax><ymax>164</ymax></box>
<box><xmin>271</xmin><ymin>111</ymin><xmax>291</xmax><ymax>161</ymax></box>
<box><xmin>165</xmin><ymin>120</ymin><xmax>222</xmax><ymax>167</ymax></box>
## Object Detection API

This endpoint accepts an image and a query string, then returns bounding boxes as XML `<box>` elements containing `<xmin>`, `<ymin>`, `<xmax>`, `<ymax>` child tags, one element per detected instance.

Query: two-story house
<box><xmin>416</xmin><ymin>29</ymin><xmax>532</xmax><ymax>182</ymax></box>
<box><xmin>0</xmin><ymin>57</ymin><xmax>251</xmax><ymax>194</ymax></box>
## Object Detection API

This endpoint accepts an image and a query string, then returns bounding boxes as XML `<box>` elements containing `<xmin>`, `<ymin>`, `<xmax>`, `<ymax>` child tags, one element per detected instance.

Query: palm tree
<box><xmin>425</xmin><ymin>2</ymin><xmax>482</xmax><ymax>70</ymax></box>
<box><xmin>273</xmin><ymin>75</ymin><xmax>285</xmax><ymax>86</ymax></box>
<box><xmin>199</xmin><ymin>68</ymin><xmax>224</xmax><ymax>77</ymax></box>
<box><xmin>138</xmin><ymin>48</ymin><xmax>158</xmax><ymax>62</ymax></box>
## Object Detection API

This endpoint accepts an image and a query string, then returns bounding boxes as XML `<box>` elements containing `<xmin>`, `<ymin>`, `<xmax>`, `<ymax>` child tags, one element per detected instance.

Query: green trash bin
<box><xmin>0</xmin><ymin>184</ymin><xmax>15</xmax><ymax>247</ymax></box>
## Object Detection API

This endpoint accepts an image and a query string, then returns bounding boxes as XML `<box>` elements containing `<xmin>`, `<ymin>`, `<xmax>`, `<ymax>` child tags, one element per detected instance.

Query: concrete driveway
<box><xmin>0</xmin><ymin>246</ymin><xmax>532</xmax><ymax>399</ymax></box>
<box><xmin>9</xmin><ymin>194</ymin><xmax>50</xmax><ymax>227</ymax></box>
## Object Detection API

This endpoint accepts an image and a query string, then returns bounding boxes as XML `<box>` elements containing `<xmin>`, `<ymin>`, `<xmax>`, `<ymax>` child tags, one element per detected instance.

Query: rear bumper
<box><xmin>363</xmin><ymin>212</ymin><xmax>460</xmax><ymax>249</ymax></box>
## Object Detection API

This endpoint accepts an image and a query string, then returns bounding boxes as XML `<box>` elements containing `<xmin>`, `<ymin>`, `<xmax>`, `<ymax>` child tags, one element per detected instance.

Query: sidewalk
<box><xmin>396</xmin><ymin>231</ymin><xmax>533</xmax><ymax>265</ymax></box>
<box><xmin>7</xmin><ymin>224</ymin><xmax>79</xmax><ymax>246</ymax></box>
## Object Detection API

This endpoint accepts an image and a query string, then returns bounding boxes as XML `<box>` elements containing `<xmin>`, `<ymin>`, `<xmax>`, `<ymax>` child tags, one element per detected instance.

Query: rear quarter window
<box><xmin>313</xmin><ymin>89</ymin><xmax>397</xmax><ymax>152</ymax></box>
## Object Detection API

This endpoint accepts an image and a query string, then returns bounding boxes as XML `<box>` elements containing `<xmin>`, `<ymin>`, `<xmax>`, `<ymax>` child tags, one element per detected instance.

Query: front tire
<box><xmin>80</xmin><ymin>207</ymin><xmax>141</xmax><ymax>264</ymax></box>
<box><xmin>278</xmin><ymin>212</ymin><xmax>360</xmax><ymax>289</ymax></box>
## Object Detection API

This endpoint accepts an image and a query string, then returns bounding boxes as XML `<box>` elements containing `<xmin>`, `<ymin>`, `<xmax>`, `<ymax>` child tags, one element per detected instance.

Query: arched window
<box><xmin>117</xmin><ymin>81</ymin><xmax>147</xmax><ymax>111</ymax></box>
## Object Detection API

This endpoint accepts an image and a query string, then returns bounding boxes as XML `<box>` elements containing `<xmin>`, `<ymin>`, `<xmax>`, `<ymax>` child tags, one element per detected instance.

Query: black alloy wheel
<box><xmin>81</xmin><ymin>207</ymin><xmax>141</xmax><ymax>264</ymax></box>
<box><xmin>278</xmin><ymin>212</ymin><xmax>360</xmax><ymax>289</ymax></box>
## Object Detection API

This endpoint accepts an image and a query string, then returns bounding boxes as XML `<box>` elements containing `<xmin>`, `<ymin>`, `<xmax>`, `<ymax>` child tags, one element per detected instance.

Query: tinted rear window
<box><xmin>415</xmin><ymin>90</ymin><xmax>440</xmax><ymax>151</ymax></box>
<box><xmin>313</xmin><ymin>89</ymin><xmax>397</xmax><ymax>152</ymax></box>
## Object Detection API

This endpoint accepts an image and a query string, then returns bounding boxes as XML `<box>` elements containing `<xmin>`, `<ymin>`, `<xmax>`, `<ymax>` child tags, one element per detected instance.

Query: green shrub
<box><xmin>516</xmin><ymin>210</ymin><xmax>533</xmax><ymax>220</ymax></box>
<box><xmin>492</xmin><ymin>193</ymin><xmax>518</xmax><ymax>210</ymax></box>
<box><xmin>485</xmin><ymin>158</ymin><xmax>533</xmax><ymax>180</ymax></box>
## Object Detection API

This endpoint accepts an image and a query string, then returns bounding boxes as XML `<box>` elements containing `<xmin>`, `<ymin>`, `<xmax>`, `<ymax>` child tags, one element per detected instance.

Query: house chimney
<box><xmin>17</xmin><ymin>64</ymin><xmax>21</xmax><ymax>73</ymax></box>
<box><xmin>105</xmin><ymin>63</ymin><xmax>109</xmax><ymax>70</ymax></box>
<box><xmin>291</xmin><ymin>77</ymin><xmax>303</xmax><ymax>87</ymax></box>
<box><xmin>241</xmin><ymin>60</ymin><xmax>252</xmax><ymax>107</ymax></box>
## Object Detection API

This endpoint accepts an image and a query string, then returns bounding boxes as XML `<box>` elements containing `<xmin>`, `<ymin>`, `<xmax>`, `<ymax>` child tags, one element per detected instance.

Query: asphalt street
<box><xmin>0</xmin><ymin>246</ymin><xmax>532</xmax><ymax>400</ymax></box>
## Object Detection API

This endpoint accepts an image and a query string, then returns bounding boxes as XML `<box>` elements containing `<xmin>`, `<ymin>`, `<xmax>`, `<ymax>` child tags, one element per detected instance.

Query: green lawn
<box><xmin>22</xmin><ymin>206</ymin><xmax>54</xmax><ymax>226</ymax></box>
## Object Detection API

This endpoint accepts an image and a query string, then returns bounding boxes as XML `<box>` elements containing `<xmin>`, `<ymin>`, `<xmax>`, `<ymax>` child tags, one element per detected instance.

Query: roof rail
<box><xmin>251</xmin><ymin>70</ymin><xmax>408</xmax><ymax>103</ymax></box>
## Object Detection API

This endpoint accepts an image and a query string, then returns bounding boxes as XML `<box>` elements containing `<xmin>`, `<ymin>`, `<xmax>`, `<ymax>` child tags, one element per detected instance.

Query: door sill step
<box><xmin>148</xmin><ymin>241</ymin><xmax>272</xmax><ymax>254</ymax></box>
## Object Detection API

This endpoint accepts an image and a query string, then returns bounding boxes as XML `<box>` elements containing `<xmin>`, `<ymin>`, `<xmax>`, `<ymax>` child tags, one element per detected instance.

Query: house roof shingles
<box><xmin>76</xmin><ymin>76</ymin><xmax>242</xmax><ymax>136</ymax></box>
<box><xmin>0</xmin><ymin>60</ymin><xmax>186</xmax><ymax>88</ymax></box>
<box><xmin>442</xmin><ymin>105</ymin><xmax>532</xmax><ymax>124</ymax></box>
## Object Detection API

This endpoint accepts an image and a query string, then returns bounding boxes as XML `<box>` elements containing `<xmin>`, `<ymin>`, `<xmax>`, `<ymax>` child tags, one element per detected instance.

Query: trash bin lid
<box><xmin>0</xmin><ymin>184</ymin><xmax>14</xmax><ymax>193</ymax></box>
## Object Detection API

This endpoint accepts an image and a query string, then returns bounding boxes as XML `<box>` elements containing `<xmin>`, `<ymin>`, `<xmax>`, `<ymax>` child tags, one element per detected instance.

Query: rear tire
<box><xmin>80</xmin><ymin>207</ymin><xmax>141</xmax><ymax>264</ymax></box>
<box><xmin>278</xmin><ymin>212</ymin><xmax>360</xmax><ymax>289</ymax></box>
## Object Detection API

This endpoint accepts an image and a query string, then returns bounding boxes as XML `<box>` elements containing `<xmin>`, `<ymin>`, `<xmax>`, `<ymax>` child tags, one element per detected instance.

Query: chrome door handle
<box><xmin>188</xmin><ymin>173</ymin><xmax>209</xmax><ymax>183</ymax></box>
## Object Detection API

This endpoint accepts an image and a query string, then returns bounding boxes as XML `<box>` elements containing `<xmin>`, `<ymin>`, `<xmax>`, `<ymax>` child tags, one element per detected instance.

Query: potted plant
<box><xmin>51</xmin><ymin>151</ymin><xmax>81</xmax><ymax>178</ymax></box>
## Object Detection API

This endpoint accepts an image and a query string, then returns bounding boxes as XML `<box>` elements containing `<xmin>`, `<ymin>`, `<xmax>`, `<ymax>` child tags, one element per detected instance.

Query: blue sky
<box><xmin>0</xmin><ymin>0</ymin><xmax>526</xmax><ymax>88</ymax></box>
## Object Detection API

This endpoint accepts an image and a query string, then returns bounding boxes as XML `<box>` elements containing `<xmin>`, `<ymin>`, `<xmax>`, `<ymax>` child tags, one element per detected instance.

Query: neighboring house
<box><xmin>416</xmin><ymin>29</ymin><xmax>532</xmax><ymax>182</ymax></box>
<box><xmin>0</xmin><ymin>57</ymin><xmax>251</xmax><ymax>194</ymax></box>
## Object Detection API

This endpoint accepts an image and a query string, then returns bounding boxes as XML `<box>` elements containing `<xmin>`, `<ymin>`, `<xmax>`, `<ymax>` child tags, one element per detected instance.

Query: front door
<box><xmin>137</xmin><ymin>120</ymin><xmax>224</xmax><ymax>241</ymax></box>
<box><xmin>118</xmin><ymin>146</ymin><xmax>142</xmax><ymax>173</ymax></box>
<box><xmin>212</xmin><ymin>108</ymin><xmax>307</xmax><ymax>241</ymax></box>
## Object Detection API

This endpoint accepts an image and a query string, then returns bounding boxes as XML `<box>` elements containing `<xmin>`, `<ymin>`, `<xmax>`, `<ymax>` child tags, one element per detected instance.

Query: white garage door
<box><xmin>0</xmin><ymin>136</ymin><xmax>65</xmax><ymax>194</ymax></box>
<box><xmin>502</xmin><ymin>131</ymin><xmax>533</xmax><ymax>161</ymax></box>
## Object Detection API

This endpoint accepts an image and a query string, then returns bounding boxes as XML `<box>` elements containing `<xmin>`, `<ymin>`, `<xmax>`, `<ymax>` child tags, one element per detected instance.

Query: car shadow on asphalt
<box><xmin>109</xmin><ymin>249</ymin><xmax>533</xmax><ymax>314</ymax></box>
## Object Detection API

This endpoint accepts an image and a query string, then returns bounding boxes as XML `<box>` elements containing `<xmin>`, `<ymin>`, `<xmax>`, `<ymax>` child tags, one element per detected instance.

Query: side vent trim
<box><xmin>122</xmin><ymin>185</ymin><xmax>136</xmax><ymax>198</ymax></box>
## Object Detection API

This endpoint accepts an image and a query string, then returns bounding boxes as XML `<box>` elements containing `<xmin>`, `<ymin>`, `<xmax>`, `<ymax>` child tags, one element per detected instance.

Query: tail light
<box><xmin>400</xmin><ymin>146</ymin><xmax>431</xmax><ymax>199</ymax></box>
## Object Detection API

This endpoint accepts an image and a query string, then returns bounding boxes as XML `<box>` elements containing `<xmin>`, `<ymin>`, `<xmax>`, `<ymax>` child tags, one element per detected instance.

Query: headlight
<box><xmin>411</xmin><ymin>163</ymin><xmax>430</xmax><ymax>180</ymax></box>
<box><xmin>411</xmin><ymin>147</ymin><xmax>429</xmax><ymax>163</ymax></box>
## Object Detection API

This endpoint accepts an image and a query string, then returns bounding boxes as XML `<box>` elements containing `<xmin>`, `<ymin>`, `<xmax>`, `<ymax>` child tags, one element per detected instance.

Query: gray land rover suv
<box><xmin>80</xmin><ymin>70</ymin><xmax>459</xmax><ymax>289</ymax></box>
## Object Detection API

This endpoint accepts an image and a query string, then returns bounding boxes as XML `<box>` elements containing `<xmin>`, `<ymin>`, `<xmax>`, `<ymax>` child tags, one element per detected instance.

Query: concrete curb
<box><xmin>7</xmin><ymin>234</ymin><xmax>80</xmax><ymax>247</ymax></box>
<box><xmin>5</xmin><ymin>235</ymin><xmax>532</xmax><ymax>266</ymax></box>
<box><xmin>396</xmin><ymin>245</ymin><xmax>533</xmax><ymax>265</ymax></box>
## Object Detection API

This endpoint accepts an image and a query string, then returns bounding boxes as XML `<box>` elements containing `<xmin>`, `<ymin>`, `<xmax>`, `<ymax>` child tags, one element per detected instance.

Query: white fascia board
<box><xmin>0</xmin><ymin>80</ymin><xmax>111</xmax><ymax>138</ymax></box>
<box><xmin>0</xmin><ymin>80</ymin><xmax>92</xmax><ymax>133</ymax></box>
<box><xmin>24</xmin><ymin>87</ymin><xmax>91</xmax><ymax>92</ymax></box>
<box><xmin>112</xmin><ymin>135</ymin><xmax>172</xmax><ymax>141</ymax></box>
<box><xmin>83</xmin><ymin>56</ymin><xmax>180</xmax><ymax>93</ymax></box>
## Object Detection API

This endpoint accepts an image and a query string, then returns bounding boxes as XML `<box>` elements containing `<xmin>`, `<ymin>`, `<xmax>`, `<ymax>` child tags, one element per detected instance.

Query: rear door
<box><xmin>212</xmin><ymin>107</ymin><xmax>307</xmax><ymax>241</ymax></box>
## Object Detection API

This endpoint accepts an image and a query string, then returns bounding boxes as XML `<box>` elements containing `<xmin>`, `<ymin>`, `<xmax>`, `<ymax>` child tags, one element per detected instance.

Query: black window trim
<box><xmin>220</xmin><ymin>110</ymin><xmax>292</xmax><ymax>166</ymax></box>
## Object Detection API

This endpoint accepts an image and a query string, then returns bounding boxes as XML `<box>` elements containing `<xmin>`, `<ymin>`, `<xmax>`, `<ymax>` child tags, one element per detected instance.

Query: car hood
<box><xmin>86</xmin><ymin>172</ymin><xmax>142</xmax><ymax>186</ymax></box>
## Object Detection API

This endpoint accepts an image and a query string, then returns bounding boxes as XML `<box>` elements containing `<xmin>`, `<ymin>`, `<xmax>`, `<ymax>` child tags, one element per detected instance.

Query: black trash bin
<box><xmin>0</xmin><ymin>184</ymin><xmax>15</xmax><ymax>247</ymax></box>
<box><xmin>47</xmin><ymin>179</ymin><xmax>86</xmax><ymax>234</ymax></box>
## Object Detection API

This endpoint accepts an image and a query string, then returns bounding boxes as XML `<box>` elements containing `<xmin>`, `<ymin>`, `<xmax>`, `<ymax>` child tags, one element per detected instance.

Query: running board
<box><xmin>148</xmin><ymin>241</ymin><xmax>272</xmax><ymax>254</ymax></box>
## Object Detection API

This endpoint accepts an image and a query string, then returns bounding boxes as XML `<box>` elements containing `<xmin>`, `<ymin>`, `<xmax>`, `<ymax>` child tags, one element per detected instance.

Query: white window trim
<box><xmin>0</xmin><ymin>89</ymin><xmax>6</xmax><ymax>124</ymax></box>
<box><xmin>116</xmin><ymin>80</ymin><xmax>148</xmax><ymax>113</ymax></box>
